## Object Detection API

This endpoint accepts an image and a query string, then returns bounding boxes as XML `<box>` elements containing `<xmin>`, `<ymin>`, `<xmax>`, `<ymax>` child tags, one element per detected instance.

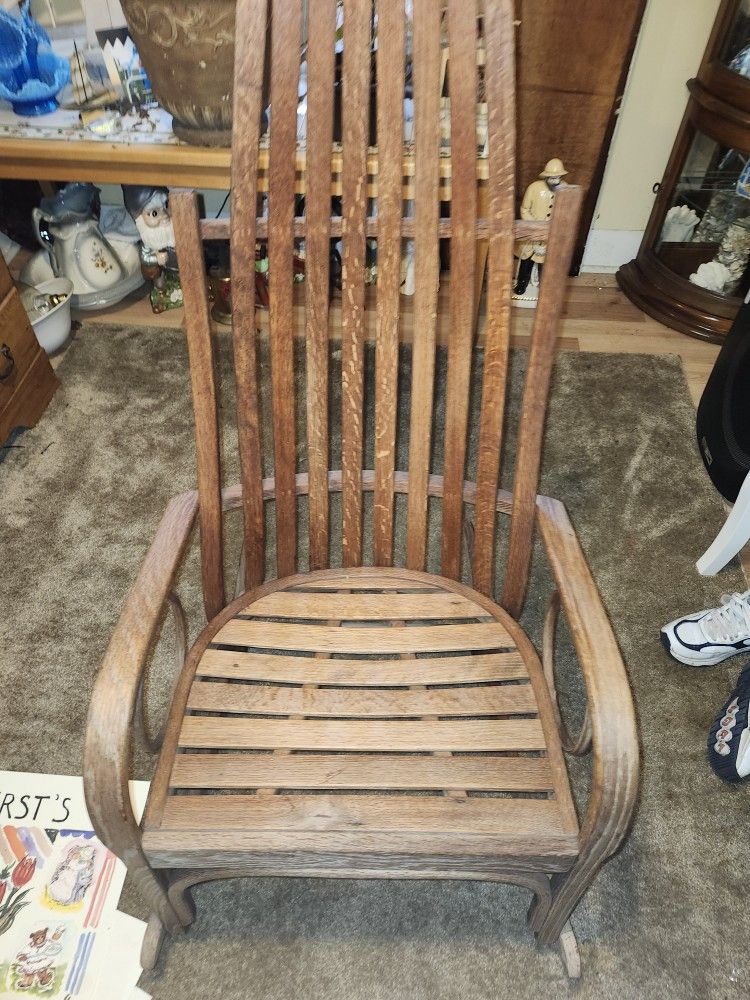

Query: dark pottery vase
<box><xmin>120</xmin><ymin>0</ymin><xmax>239</xmax><ymax>146</ymax></box>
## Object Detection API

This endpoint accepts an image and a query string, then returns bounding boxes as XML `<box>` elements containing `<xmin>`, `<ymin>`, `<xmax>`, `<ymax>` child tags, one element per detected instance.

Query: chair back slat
<box><xmin>170</xmin><ymin>191</ymin><xmax>225</xmax><ymax>619</ymax></box>
<box><xmin>405</xmin><ymin>0</ymin><xmax>442</xmax><ymax>572</ymax></box>
<box><xmin>268</xmin><ymin>0</ymin><xmax>304</xmax><ymax>577</ymax></box>
<box><xmin>372</xmin><ymin>0</ymin><xmax>405</xmax><ymax>567</ymax></box>
<box><xmin>472</xmin><ymin>0</ymin><xmax>516</xmax><ymax>596</ymax></box>
<box><xmin>174</xmin><ymin>0</ymin><xmax>581</xmax><ymax>617</ymax></box>
<box><xmin>340</xmin><ymin>0</ymin><xmax>372</xmax><ymax>568</ymax></box>
<box><xmin>304</xmin><ymin>0</ymin><xmax>337</xmax><ymax>570</ymax></box>
<box><xmin>440</xmin><ymin>0</ymin><xmax>478</xmax><ymax>581</ymax></box>
<box><xmin>230</xmin><ymin>0</ymin><xmax>268</xmax><ymax>590</ymax></box>
<box><xmin>501</xmin><ymin>183</ymin><xmax>583</xmax><ymax>617</ymax></box>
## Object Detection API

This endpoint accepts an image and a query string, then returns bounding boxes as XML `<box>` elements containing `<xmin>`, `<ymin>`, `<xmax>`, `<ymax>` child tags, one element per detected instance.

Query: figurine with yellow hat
<box><xmin>513</xmin><ymin>157</ymin><xmax>568</xmax><ymax>301</ymax></box>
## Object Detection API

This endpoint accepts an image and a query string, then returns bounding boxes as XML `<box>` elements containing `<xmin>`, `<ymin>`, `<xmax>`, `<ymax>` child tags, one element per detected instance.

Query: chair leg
<box><xmin>528</xmin><ymin>882</ymin><xmax>582</xmax><ymax>980</ymax></box>
<box><xmin>128</xmin><ymin>860</ymin><xmax>187</xmax><ymax>934</ymax></box>
<box><xmin>168</xmin><ymin>878</ymin><xmax>198</xmax><ymax>927</ymax></box>
<box><xmin>532</xmin><ymin>859</ymin><xmax>598</xmax><ymax>947</ymax></box>
<box><xmin>557</xmin><ymin>921</ymin><xmax>581</xmax><ymax>980</ymax></box>
<box><xmin>141</xmin><ymin>913</ymin><xmax>167</xmax><ymax>971</ymax></box>
<box><xmin>137</xmin><ymin>875</ymin><xmax>196</xmax><ymax>970</ymax></box>
<box><xmin>526</xmin><ymin>879</ymin><xmax>552</xmax><ymax>934</ymax></box>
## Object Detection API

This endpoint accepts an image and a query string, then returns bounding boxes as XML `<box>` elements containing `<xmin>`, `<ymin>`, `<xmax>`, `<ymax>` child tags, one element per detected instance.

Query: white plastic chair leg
<box><xmin>697</xmin><ymin>469</ymin><xmax>750</xmax><ymax>575</ymax></box>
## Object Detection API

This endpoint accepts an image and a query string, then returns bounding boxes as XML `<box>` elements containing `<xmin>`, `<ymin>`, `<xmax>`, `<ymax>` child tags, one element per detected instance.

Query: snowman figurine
<box><xmin>122</xmin><ymin>184</ymin><xmax>183</xmax><ymax>313</ymax></box>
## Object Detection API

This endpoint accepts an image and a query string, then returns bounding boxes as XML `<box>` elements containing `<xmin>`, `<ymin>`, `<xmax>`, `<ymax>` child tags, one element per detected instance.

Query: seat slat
<box><xmin>186</xmin><ymin>679</ymin><xmax>537</xmax><ymax>718</ymax></box>
<box><xmin>291</xmin><ymin>575</ymin><xmax>443</xmax><ymax>591</ymax></box>
<box><xmin>143</xmin><ymin>830</ymin><xmax>579</xmax><ymax>872</ymax></box>
<box><xmin>246</xmin><ymin>591</ymin><xmax>486</xmax><ymax>620</ymax></box>
<box><xmin>268</xmin><ymin>0</ymin><xmax>303</xmax><ymax>577</ymax></box>
<box><xmin>157</xmin><ymin>793</ymin><xmax>563</xmax><ymax>838</ymax></box>
<box><xmin>214</xmin><ymin>620</ymin><xmax>513</xmax><ymax>654</ymax></box>
<box><xmin>169</xmin><ymin>752</ymin><xmax>553</xmax><ymax>792</ymax></box>
<box><xmin>196</xmin><ymin>649</ymin><xmax>527</xmax><ymax>686</ymax></box>
<box><xmin>178</xmin><ymin>717</ymin><xmax>544</xmax><ymax>752</ymax></box>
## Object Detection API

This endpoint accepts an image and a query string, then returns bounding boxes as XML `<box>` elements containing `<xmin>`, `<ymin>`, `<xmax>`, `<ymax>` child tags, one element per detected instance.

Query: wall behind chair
<box><xmin>582</xmin><ymin>0</ymin><xmax>721</xmax><ymax>271</ymax></box>
<box><xmin>82</xmin><ymin>0</ymin><xmax>124</xmax><ymax>44</ymax></box>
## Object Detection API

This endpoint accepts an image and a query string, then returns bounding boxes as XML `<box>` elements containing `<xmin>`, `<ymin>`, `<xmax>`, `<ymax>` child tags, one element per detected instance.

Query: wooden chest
<box><xmin>0</xmin><ymin>255</ymin><xmax>59</xmax><ymax>446</ymax></box>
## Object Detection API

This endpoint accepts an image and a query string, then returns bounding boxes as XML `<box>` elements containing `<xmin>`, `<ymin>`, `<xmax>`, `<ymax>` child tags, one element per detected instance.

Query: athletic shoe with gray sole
<box><xmin>661</xmin><ymin>590</ymin><xmax>750</xmax><ymax>667</ymax></box>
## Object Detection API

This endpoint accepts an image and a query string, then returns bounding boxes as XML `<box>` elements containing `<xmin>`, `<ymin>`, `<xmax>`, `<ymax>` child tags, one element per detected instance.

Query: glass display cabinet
<box><xmin>618</xmin><ymin>0</ymin><xmax>750</xmax><ymax>342</ymax></box>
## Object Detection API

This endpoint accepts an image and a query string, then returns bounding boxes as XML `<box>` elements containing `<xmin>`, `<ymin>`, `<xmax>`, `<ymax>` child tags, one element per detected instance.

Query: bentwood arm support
<box><xmin>531</xmin><ymin>495</ymin><xmax>641</xmax><ymax>945</ymax></box>
<box><xmin>83</xmin><ymin>490</ymin><xmax>199</xmax><ymax>935</ymax></box>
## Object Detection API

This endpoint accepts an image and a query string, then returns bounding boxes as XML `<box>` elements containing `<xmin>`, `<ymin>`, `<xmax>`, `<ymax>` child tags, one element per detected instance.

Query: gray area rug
<box><xmin>1</xmin><ymin>323</ymin><xmax>748</xmax><ymax>999</ymax></box>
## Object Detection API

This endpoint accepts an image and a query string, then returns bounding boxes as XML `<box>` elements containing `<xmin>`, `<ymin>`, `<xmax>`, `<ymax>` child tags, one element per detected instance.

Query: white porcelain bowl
<box><xmin>21</xmin><ymin>278</ymin><xmax>74</xmax><ymax>355</ymax></box>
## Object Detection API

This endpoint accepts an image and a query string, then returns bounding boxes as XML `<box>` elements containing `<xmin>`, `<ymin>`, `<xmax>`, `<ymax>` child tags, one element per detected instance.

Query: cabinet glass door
<box><xmin>656</xmin><ymin>129</ymin><xmax>750</xmax><ymax>298</ymax></box>
<box><xmin>721</xmin><ymin>1</ymin><xmax>750</xmax><ymax>77</ymax></box>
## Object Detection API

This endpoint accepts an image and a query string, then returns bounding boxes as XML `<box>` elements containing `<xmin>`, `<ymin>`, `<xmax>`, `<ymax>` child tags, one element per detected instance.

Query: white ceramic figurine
<box><xmin>122</xmin><ymin>185</ymin><xmax>183</xmax><ymax>313</ymax></box>
<box><xmin>122</xmin><ymin>185</ymin><xmax>175</xmax><ymax>269</ymax></box>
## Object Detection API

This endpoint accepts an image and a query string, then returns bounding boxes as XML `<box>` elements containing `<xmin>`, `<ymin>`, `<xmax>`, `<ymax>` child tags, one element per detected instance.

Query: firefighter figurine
<box><xmin>513</xmin><ymin>158</ymin><xmax>568</xmax><ymax>305</ymax></box>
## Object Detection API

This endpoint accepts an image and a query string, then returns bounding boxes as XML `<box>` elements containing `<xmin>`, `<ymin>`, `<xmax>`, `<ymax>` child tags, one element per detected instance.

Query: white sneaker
<box><xmin>661</xmin><ymin>590</ymin><xmax>750</xmax><ymax>667</ymax></box>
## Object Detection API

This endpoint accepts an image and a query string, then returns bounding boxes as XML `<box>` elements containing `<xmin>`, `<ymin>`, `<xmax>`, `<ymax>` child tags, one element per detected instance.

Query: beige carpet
<box><xmin>1</xmin><ymin>323</ymin><xmax>748</xmax><ymax>1000</ymax></box>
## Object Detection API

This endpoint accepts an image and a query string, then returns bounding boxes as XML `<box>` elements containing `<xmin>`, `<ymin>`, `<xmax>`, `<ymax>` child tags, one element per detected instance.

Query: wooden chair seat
<box><xmin>141</xmin><ymin>568</ymin><xmax>579</xmax><ymax>875</ymax></box>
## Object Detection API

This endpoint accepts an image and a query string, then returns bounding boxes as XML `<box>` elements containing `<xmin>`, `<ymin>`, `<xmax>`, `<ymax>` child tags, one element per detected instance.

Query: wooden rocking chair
<box><xmin>84</xmin><ymin>0</ymin><xmax>639</xmax><ymax>979</ymax></box>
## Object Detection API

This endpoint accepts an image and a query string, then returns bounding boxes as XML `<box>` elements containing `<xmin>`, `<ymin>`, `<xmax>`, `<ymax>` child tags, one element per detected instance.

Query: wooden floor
<box><xmin>62</xmin><ymin>270</ymin><xmax>720</xmax><ymax>405</ymax></box>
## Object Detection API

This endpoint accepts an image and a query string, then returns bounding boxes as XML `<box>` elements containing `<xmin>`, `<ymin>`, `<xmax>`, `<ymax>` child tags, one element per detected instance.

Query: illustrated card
<box><xmin>0</xmin><ymin>772</ymin><xmax>149</xmax><ymax>999</ymax></box>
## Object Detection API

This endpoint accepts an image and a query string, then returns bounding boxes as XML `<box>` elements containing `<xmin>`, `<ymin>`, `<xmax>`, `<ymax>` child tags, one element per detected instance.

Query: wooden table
<box><xmin>0</xmin><ymin>135</ymin><xmax>488</xmax><ymax>199</ymax></box>
<box><xmin>0</xmin><ymin>137</ymin><xmax>232</xmax><ymax>190</ymax></box>
<box><xmin>0</xmin><ymin>134</ymin><xmax>493</xmax><ymax>326</ymax></box>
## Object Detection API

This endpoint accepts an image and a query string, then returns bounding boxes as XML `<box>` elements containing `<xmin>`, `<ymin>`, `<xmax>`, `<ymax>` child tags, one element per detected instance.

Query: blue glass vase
<box><xmin>0</xmin><ymin>1</ymin><xmax>70</xmax><ymax>116</ymax></box>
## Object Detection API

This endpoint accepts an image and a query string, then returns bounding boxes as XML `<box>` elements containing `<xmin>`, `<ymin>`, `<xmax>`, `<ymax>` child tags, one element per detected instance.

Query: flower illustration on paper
<box><xmin>0</xmin><ymin>856</ymin><xmax>37</xmax><ymax>937</ymax></box>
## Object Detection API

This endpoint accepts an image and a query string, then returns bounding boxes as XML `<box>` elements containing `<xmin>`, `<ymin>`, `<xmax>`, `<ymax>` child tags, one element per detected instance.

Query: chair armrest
<box><xmin>536</xmin><ymin>495</ymin><xmax>640</xmax><ymax>859</ymax></box>
<box><xmin>83</xmin><ymin>491</ymin><xmax>198</xmax><ymax>885</ymax></box>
